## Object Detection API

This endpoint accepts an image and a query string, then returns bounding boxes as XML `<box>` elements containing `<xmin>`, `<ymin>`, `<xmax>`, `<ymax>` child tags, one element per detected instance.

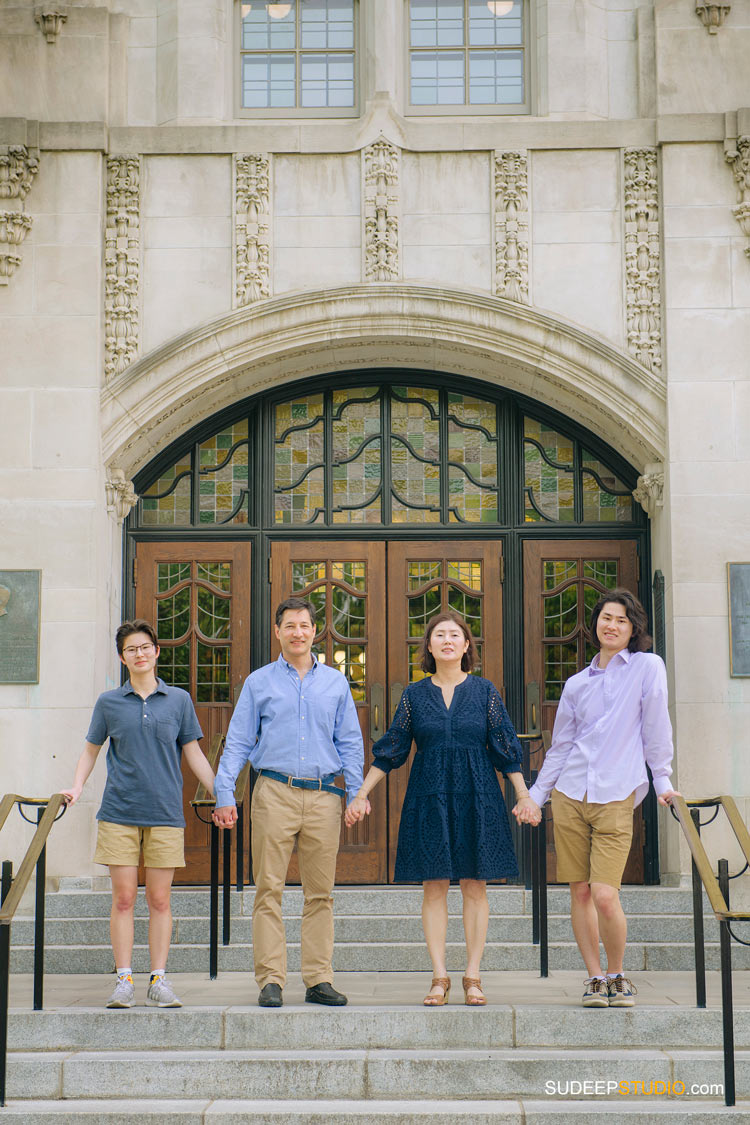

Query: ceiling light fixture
<box><xmin>486</xmin><ymin>1</ymin><xmax>515</xmax><ymax>15</ymax></box>
<box><xmin>267</xmin><ymin>2</ymin><xmax>292</xmax><ymax>18</ymax></box>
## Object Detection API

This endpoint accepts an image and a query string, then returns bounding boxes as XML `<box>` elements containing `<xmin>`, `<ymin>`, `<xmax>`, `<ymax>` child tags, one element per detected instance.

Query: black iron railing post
<box><xmin>718</xmin><ymin>858</ymin><xmax>735</xmax><ymax>1107</ymax></box>
<box><xmin>236</xmin><ymin>804</ymin><xmax>245</xmax><ymax>892</ymax></box>
<box><xmin>209</xmin><ymin>821</ymin><xmax>219</xmax><ymax>980</ymax></box>
<box><xmin>538</xmin><ymin>809</ymin><xmax>548</xmax><ymax>978</ymax></box>
<box><xmin>0</xmin><ymin>860</ymin><xmax>13</xmax><ymax>1108</ymax></box>
<box><xmin>690</xmin><ymin>807</ymin><xmax>706</xmax><ymax>1009</ymax></box>
<box><xmin>222</xmin><ymin>826</ymin><xmax>231</xmax><ymax>946</ymax></box>
<box><xmin>529</xmin><ymin>769</ymin><xmax>540</xmax><ymax>945</ymax></box>
<box><xmin>33</xmin><ymin>806</ymin><xmax>46</xmax><ymax>1011</ymax></box>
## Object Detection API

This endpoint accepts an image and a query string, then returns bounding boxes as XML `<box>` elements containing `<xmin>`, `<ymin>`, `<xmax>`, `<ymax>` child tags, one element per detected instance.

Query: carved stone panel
<box><xmin>623</xmin><ymin>148</ymin><xmax>661</xmax><ymax>374</ymax></box>
<box><xmin>633</xmin><ymin>463</ymin><xmax>664</xmax><ymax>517</ymax></box>
<box><xmin>724</xmin><ymin>110</ymin><xmax>750</xmax><ymax>258</ymax></box>
<box><xmin>104</xmin><ymin>157</ymin><xmax>141</xmax><ymax>380</ymax></box>
<box><xmin>493</xmin><ymin>151</ymin><xmax>529</xmax><ymax>303</ymax></box>
<box><xmin>105</xmin><ymin>468</ymin><xmax>138</xmax><ymax>523</ymax></box>
<box><xmin>695</xmin><ymin>4</ymin><xmax>730</xmax><ymax>33</ymax></box>
<box><xmin>35</xmin><ymin>7</ymin><xmax>68</xmax><ymax>44</ymax></box>
<box><xmin>0</xmin><ymin>143</ymin><xmax>39</xmax><ymax>285</ymax></box>
<box><xmin>363</xmin><ymin>137</ymin><xmax>400</xmax><ymax>282</ymax></box>
<box><xmin>235</xmin><ymin>153</ymin><xmax>271</xmax><ymax>305</ymax></box>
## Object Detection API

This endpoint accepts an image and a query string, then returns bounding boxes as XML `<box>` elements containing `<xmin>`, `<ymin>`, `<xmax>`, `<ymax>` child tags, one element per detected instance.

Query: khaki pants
<box><xmin>251</xmin><ymin>773</ymin><xmax>342</xmax><ymax>989</ymax></box>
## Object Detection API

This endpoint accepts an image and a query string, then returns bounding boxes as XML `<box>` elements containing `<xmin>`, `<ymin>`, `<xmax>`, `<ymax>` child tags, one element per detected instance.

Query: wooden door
<box><xmin>270</xmin><ymin>540</ymin><xmax>387</xmax><ymax>882</ymax></box>
<box><xmin>385</xmin><ymin>541</ymin><xmax>505</xmax><ymax>882</ymax></box>
<box><xmin>522</xmin><ymin>540</ymin><xmax>643</xmax><ymax>883</ymax></box>
<box><xmin>135</xmin><ymin>542</ymin><xmax>251</xmax><ymax>883</ymax></box>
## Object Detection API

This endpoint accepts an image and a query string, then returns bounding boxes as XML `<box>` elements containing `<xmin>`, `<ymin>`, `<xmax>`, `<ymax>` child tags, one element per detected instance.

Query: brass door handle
<box><xmin>370</xmin><ymin>683</ymin><xmax>385</xmax><ymax>741</ymax></box>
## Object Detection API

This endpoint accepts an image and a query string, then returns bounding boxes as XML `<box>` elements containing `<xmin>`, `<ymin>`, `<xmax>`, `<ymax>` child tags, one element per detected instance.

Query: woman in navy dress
<box><xmin>345</xmin><ymin>611</ymin><xmax>537</xmax><ymax>1005</ymax></box>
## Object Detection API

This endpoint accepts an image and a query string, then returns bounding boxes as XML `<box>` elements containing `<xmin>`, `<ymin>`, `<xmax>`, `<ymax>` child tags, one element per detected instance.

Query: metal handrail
<box><xmin>516</xmin><ymin>731</ymin><xmax>550</xmax><ymax>977</ymax></box>
<box><xmin>669</xmin><ymin>794</ymin><xmax>750</xmax><ymax>1108</ymax></box>
<box><xmin>190</xmin><ymin>735</ymin><xmax>251</xmax><ymax>979</ymax></box>
<box><xmin>0</xmin><ymin>792</ymin><xmax>66</xmax><ymax>1106</ymax></box>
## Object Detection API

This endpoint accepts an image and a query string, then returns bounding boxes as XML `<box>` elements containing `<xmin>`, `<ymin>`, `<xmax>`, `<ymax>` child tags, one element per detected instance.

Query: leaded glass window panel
<box><xmin>447</xmin><ymin>394</ymin><xmax>499</xmax><ymax>523</ymax></box>
<box><xmin>290</xmin><ymin>558</ymin><xmax>370</xmax><ymax>701</ymax></box>
<box><xmin>409</xmin><ymin>0</ymin><xmax>526</xmax><ymax>110</ymax></box>
<box><xmin>541</xmin><ymin>556</ymin><xmax>621</xmax><ymax>701</ymax></box>
<box><xmin>199</xmin><ymin>421</ymin><xmax>249</xmax><ymax>525</ymax></box>
<box><xmin>391</xmin><ymin>387</ymin><xmax>441</xmax><ymax>523</ymax></box>
<box><xmin>274</xmin><ymin>394</ymin><xmax>325</xmax><ymax>524</ymax></box>
<box><xmin>240</xmin><ymin>0</ymin><xmax>356</xmax><ymax>112</ymax></box>
<box><xmin>141</xmin><ymin>458</ymin><xmax>192</xmax><ymax>526</ymax></box>
<box><xmin>524</xmin><ymin>418</ymin><xmax>575</xmax><ymax>523</ymax></box>
<box><xmin>581</xmin><ymin>450</ymin><xmax>633</xmax><ymax>523</ymax></box>
<box><xmin>405</xmin><ymin>558</ymin><xmax>485</xmax><ymax>678</ymax></box>
<box><xmin>331</xmin><ymin>387</ymin><xmax>382</xmax><ymax>524</ymax></box>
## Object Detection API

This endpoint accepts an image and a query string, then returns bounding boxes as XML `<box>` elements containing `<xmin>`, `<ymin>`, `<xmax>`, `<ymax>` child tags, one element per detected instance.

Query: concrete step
<box><xmin>10</xmin><ymin>938</ymin><xmax>749</xmax><ymax>975</ymax></box>
<box><xmin>9</xmin><ymin>911</ymin><xmax>717</xmax><ymax>947</ymax></box>
<box><xmin>3</xmin><ymin>1101</ymin><xmax>749</xmax><ymax>1124</ymax></box>
<box><xmin>7</xmin><ymin>1046</ymin><xmax>747</xmax><ymax>1101</ymax></box>
<box><xmin>9</xmin><ymin>1004</ymin><xmax>750</xmax><ymax>1051</ymax></box>
<box><xmin>38</xmin><ymin>885</ymin><xmax>708</xmax><ymax>919</ymax></box>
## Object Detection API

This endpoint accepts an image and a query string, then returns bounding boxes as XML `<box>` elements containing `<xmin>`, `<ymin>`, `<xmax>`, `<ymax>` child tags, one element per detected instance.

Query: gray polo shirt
<box><xmin>86</xmin><ymin>678</ymin><xmax>203</xmax><ymax>828</ymax></box>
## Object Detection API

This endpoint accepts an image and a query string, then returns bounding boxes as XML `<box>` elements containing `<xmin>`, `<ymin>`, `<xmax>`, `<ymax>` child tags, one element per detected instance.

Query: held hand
<box><xmin>212</xmin><ymin>804</ymin><xmax>238</xmax><ymax>829</ymax></box>
<box><xmin>512</xmin><ymin>796</ymin><xmax>542</xmax><ymax>826</ymax></box>
<box><xmin>657</xmin><ymin>789</ymin><xmax>681</xmax><ymax>807</ymax></box>
<box><xmin>61</xmin><ymin>787</ymin><xmax>82</xmax><ymax>806</ymax></box>
<box><xmin>344</xmin><ymin>795</ymin><xmax>371</xmax><ymax>827</ymax></box>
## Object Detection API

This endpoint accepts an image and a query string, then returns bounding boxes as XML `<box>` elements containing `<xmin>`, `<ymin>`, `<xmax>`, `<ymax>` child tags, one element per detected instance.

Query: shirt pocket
<box><xmin>156</xmin><ymin>718</ymin><xmax>180</xmax><ymax>747</ymax></box>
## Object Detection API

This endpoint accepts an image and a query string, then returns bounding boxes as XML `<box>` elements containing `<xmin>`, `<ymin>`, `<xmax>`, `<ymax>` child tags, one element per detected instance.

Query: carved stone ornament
<box><xmin>0</xmin><ymin>143</ymin><xmax>39</xmax><ymax>284</ymax></box>
<box><xmin>724</xmin><ymin>110</ymin><xmax>750</xmax><ymax>258</ymax></box>
<box><xmin>363</xmin><ymin>137</ymin><xmax>400</xmax><ymax>282</ymax></box>
<box><xmin>104</xmin><ymin>157</ymin><xmax>140</xmax><ymax>380</ymax></box>
<box><xmin>695</xmin><ymin>3</ymin><xmax>730</xmax><ymax>33</ymax></box>
<box><xmin>493</xmin><ymin>151</ymin><xmax>529</xmax><ymax>303</ymax></box>
<box><xmin>235</xmin><ymin>154</ymin><xmax>271</xmax><ymax>305</ymax></box>
<box><xmin>633</xmin><ymin>463</ymin><xmax>664</xmax><ymax>517</ymax></box>
<box><xmin>105</xmin><ymin>468</ymin><xmax>138</xmax><ymax>522</ymax></box>
<box><xmin>35</xmin><ymin>7</ymin><xmax>68</xmax><ymax>44</ymax></box>
<box><xmin>623</xmin><ymin>149</ymin><xmax>661</xmax><ymax>374</ymax></box>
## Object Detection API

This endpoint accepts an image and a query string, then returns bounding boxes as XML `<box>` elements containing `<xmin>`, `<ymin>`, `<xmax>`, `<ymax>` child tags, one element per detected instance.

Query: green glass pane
<box><xmin>408</xmin><ymin>561</ymin><xmax>442</xmax><ymax>590</ymax></box>
<box><xmin>331</xmin><ymin>643</ymin><xmax>366</xmax><ymax>702</ymax></box>
<box><xmin>584</xmin><ymin>640</ymin><xmax>598</xmax><ymax>666</ymax></box>
<box><xmin>140</xmin><ymin>462</ymin><xmax>192</xmax><ymax>527</ymax></box>
<box><xmin>197</xmin><ymin>588</ymin><xmax>230</xmax><ymax>640</ymax></box>
<box><xmin>196</xmin><ymin>642</ymin><xmax>230</xmax><ymax>703</ymax></box>
<box><xmin>307</xmin><ymin>586</ymin><xmax>327</xmax><ymax>632</ymax></box>
<box><xmin>157</xmin><ymin>563</ymin><xmax>190</xmax><ymax>594</ymax></box>
<box><xmin>408</xmin><ymin>587</ymin><xmax>441</xmax><ymax>636</ymax></box>
<box><xmin>408</xmin><ymin>644</ymin><xmax>427</xmax><ymax>684</ymax></box>
<box><xmin>391</xmin><ymin>387</ymin><xmax>440</xmax><ymax>522</ymax></box>
<box><xmin>447</xmin><ymin>395</ymin><xmax>498</xmax><ymax>522</ymax></box>
<box><xmin>447</xmin><ymin>588</ymin><xmax>482</xmax><ymax>636</ymax></box>
<box><xmin>292</xmin><ymin>562</ymin><xmax>327</xmax><ymax>591</ymax></box>
<box><xmin>157</xmin><ymin>642</ymin><xmax>190</xmax><ymax>692</ymax></box>
<box><xmin>446</xmin><ymin>561</ymin><xmax>482</xmax><ymax>590</ymax></box>
<box><xmin>157</xmin><ymin>588</ymin><xmax>190</xmax><ymax>641</ymax></box>
<box><xmin>331</xmin><ymin>389</ymin><xmax>382</xmax><ymax>522</ymax></box>
<box><xmin>196</xmin><ymin>562</ymin><xmax>231</xmax><ymax>592</ymax></box>
<box><xmin>524</xmin><ymin>417</ymin><xmax>574</xmax><ymax>524</ymax></box>
<box><xmin>331</xmin><ymin>561</ymin><xmax>366</xmax><ymax>591</ymax></box>
<box><xmin>581</xmin><ymin>451</ymin><xmax>632</xmax><ymax>523</ymax></box>
<box><xmin>332</xmin><ymin>587</ymin><xmax>366</xmax><ymax>639</ymax></box>
<box><xmin>544</xmin><ymin>642</ymin><xmax>577</xmax><ymax>702</ymax></box>
<box><xmin>582</xmin><ymin>560</ymin><xmax>619</xmax><ymax>589</ymax></box>
<box><xmin>543</xmin><ymin>586</ymin><xmax>578</xmax><ymax>639</ymax></box>
<box><xmin>543</xmin><ymin>560</ymin><xmax>577</xmax><ymax>591</ymax></box>
<box><xmin>198</xmin><ymin>421</ymin><xmax>249</xmax><ymax>525</ymax></box>
<box><xmin>275</xmin><ymin>394</ymin><xmax>325</xmax><ymax>524</ymax></box>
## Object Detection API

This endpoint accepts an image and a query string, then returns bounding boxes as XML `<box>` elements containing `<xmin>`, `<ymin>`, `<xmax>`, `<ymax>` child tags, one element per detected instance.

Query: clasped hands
<box><xmin>344</xmin><ymin>795</ymin><xmax>371</xmax><ymax>828</ymax></box>
<box><xmin>512</xmin><ymin>795</ymin><xmax>542</xmax><ymax>826</ymax></box>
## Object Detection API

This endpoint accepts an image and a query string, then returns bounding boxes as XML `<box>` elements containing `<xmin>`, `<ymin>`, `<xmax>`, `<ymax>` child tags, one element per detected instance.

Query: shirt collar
<box><xmin>589</xmin><ymin>647</ymin><xmax>631</xmax><ymax>675</ymax></box>
<box><xmin>277</xmin><ymin>652</ymin><xmax>318</xmax><ymax>674</ymax></box>
<box><xmin>122</xmin><ymin>676</ymin><xmax>168</xmax><ymax>696</ymax></box>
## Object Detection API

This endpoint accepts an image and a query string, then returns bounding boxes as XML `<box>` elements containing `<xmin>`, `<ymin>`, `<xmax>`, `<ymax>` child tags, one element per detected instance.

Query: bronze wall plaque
<box><xmin>0</xmin><ymin>570</ymin><xmax>41</xmax><ymax>684</ymax></box>
<box><xmin>728</xmin><ymin>563</ymin><xmax>750</xmax><ymax>677</ymax></box>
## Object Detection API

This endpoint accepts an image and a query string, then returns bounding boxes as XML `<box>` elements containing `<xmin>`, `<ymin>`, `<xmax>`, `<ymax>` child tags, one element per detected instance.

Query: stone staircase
<box><xmin>9</xmin><ymin>884</ymin><xmax>746</xmax><ymax>974</ymax></box>
<box><xmin>6</xmin><ymin>885</ymin><xmax>750</xmax><ymax>1121</ymax></box>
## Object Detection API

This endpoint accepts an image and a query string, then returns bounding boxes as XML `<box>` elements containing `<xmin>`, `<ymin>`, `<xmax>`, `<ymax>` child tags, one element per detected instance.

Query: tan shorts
<box><xmin>550</xmin><ymin>789</ymin><xmax>635</xmax><ymax>889</ymax></box>
<box><xmin>94</xmin><ymin>820</ymin><xmax>185</xmax><ymax>868</ymax></box>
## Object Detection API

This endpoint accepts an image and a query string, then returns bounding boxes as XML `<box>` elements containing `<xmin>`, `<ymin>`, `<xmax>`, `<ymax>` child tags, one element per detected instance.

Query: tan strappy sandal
<box><xmin>423</xmin><ymin>976</ymin><xmax>451</xmax><ymax>1006</ymax></box>
<box><xmin>462</xmin><ymin>976</ymin><xmax>486</xmax><ymax>1005</ymax></box>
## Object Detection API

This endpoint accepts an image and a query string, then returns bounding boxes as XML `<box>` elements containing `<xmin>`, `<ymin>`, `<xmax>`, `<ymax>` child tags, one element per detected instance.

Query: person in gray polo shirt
<box><xmin>63</xmin><ymin>619</ymin><xmax>215</xmax><ymax>1009</ymax></box>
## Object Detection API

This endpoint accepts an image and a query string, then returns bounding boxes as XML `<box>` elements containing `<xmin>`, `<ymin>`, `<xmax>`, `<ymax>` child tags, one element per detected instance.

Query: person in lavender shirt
<box><xmin>513</xmin><ymin>589</ymin><xmax>679</xmax><ymax>1009</ymax></box>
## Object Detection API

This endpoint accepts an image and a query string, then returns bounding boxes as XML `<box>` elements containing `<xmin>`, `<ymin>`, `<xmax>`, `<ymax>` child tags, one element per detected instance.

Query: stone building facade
<box><xmin>1</xmin><ymin>0</ymin><xmax>749</xmax><ymax>886</ymax></box>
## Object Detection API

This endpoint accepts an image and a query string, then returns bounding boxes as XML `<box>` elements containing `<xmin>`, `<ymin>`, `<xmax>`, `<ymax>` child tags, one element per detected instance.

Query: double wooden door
<box><xmin>271</xmin><ymin>539</ymin><xmax>504</xmax><ymax>883</ymax></box>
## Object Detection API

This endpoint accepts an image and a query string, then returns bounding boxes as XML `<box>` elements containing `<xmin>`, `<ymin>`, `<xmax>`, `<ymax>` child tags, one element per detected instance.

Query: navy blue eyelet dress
<box><xmin>372</xmin><ymin>675</ymin><xmax>523</xmax><ymax>883</ymax></box>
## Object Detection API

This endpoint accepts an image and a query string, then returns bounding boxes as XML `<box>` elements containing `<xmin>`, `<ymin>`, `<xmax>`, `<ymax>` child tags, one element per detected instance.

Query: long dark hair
<box><xmin>589</xmin><ymin>588</ymin><xmax>652</xmax><ymax>653</ymax></box>
<box><xmin>420</xmin><ymin>611</ymin><xmax>477</xmax><ymax>673</ymax></box>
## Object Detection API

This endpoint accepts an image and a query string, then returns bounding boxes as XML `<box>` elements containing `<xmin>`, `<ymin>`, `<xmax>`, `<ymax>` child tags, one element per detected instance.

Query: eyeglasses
<box><xmin>122</xmin><ymin>643</ymin><xmax>156</xmax><ymax>656</ymax></box>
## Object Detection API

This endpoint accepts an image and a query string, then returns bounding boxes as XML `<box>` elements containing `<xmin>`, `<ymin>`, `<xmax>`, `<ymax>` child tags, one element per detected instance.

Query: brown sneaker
<box><xmin>607</xmin><ymin>974</ymin><xmax>636</xmax><ymax>1007</ymax></box>
<box><xmin>581</xmin><ymin>976</ymin><xmax>609</xmax><ymax>1007</ymax></box>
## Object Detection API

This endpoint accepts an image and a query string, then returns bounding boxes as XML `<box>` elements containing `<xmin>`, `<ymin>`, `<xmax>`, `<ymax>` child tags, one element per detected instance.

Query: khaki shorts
<box><xmin>94</xmin><ymin>820</ymin><xmax>185</xmax><ymax>868</ymax></box>
<box><xmin>550</xmin><ymin>789</ymin><xmax>635</xmax><ymax>889</ymax></box>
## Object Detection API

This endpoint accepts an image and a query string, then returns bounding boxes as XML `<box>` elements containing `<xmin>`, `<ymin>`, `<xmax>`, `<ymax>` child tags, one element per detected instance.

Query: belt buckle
<box><xmin>317</xmin><ymin>778</ymin><xmax>323</xmax><ymax>791</ymax></box>
<box><xmin>287</xmin><ymin>774</ymin><xmax>294</xmax><ymax>788</ymax></box>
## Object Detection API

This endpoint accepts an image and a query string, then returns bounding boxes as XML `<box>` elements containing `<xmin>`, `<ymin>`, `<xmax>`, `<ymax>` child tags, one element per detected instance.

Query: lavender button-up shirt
<box><xmin>528</xmin><ymin>649</ymin><xmax>674</xmax><ymax>809</ymax></box>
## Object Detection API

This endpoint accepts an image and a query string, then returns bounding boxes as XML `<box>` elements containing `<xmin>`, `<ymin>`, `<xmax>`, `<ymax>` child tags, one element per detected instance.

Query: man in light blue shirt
<box><xmin>213</xmin><ymin>596</ymin><xmax>365</xmax><ymax>1008</ymax></box>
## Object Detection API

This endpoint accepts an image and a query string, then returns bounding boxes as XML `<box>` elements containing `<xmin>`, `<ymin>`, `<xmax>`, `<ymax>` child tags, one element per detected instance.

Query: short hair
<box><xmin>420</xmin><ymin>611</ymin><xmax>477</xmax><ymax>674</ymax></box>
<box><xmin>275</xmin><ymin>596</ymin><xmax>317</xmax><ymax>629</ymax></box>
<box><xmin>116</xmin><ymin>619</ymin><xmax>158</xmax><ymax>655</ymax></box>
<box><xmin>589</xmin><ymin>588</ymin><xmax>652</xmax><ymax>653</ymax></box>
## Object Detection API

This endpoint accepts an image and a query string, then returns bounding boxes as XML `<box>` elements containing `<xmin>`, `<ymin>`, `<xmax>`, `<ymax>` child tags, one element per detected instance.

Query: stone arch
<box><xmin>102</xmin><ymin>284</ymin><xmax>665</xmax><ymax>478</ymax></box>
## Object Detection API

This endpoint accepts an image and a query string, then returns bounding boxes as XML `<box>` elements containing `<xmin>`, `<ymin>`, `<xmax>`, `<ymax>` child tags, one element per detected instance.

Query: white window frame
<box><xmin>404</xmin><ymin>0</ymin><xmax>531</xmax><ymax>116</ymax></box>
<box><xmin>235</xmin><ymin>0</ymin><xmax>361</xmax><ymax>119</ymax></box>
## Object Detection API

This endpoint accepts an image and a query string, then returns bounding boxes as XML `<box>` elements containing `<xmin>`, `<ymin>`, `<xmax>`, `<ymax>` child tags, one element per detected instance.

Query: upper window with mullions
<box><xmin>409</xmin><ymin>0</ymin><xmax>526</xmax><ymax>112</ymax></box>
<box><xmin>240</xmin><ymin>1</ymin><xmax>357</xmax><ymax>114</ymax></box>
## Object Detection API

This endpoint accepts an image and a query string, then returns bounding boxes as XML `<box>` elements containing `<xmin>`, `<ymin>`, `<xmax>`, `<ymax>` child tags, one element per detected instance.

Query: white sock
<box><xmin>116</xmin><ymin>967</ymin><xmax>132</xmax><ymax>978</ymax></box>
<box><xmin>150</xmin><ymin>969</ymin><xmax>165</xmax><ymax>980</ymax></box>
<box><xmin>606</xmin><ymin>972</ymin><xmax>623</xmax><ymax>979</ymax></box>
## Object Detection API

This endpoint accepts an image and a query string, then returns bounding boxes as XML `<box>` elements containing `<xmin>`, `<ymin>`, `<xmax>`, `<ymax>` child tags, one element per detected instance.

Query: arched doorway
<box><xmin>125</xmin><ymin>371</ymin><xmax>651</xmax><ymax>885</ymax></box>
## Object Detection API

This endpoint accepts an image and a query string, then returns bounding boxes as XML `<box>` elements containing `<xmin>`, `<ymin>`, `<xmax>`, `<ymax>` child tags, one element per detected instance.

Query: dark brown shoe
<box><xmin>258</xmin><ymin>982</ymin><xmax>282</xmax><ymax>1007</ymax></box>
<box><xmin>305</xmin><ymin>982</ymin><xmax>347</xmax><ymax>1006</ymax></box>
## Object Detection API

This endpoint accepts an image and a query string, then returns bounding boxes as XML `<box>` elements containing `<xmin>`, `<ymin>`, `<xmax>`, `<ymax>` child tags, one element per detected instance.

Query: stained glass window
<box><xmin>331</xmin><ymin>388</ymin><xmax>381</xmax><ymax>524</ymax></box>
<box><xmin>274</xmin><ymin>394</ymin><xmax>325</xmax><ymax>524</ymax></box>
<box><xmin>447</xmin><ymin>394</ymin><xmax>499</xmax><ymax>523</ymax></box>
<box><xmin>405</xmin><ymin>558</ymin><xmax>484</xmax><ymax>679</ymax></box>
<box><xmin>391</xmin><ymin>387</ymin><xmax>441</xmax><ymax>524</ymax></box>
<box><xmin>581</xmin><ymin>450</ymin><xmax>633</xmax><ymax>523</ymax></box>
<box><xmin>290</xmin><ymin>558</ymin><xmax>370</xmax><ymax>700</ymax></box>
<box><xmin>153</xmin><ymin>560</ymin><xmax>233</xmax><ymax>702</ymax></box>
<box><xmin>541</xmin><ymin>557</ymin><xmax>621</xmax><ymax>702</ymax></box>
<box><xmin>141</xmin><ymin>458</ymin><xmax>192</xmax><ymax>526</ymax></box>
<box><xmin>524</xmin><ymin>418</ymin><xmax>575</xmax><ymax>523</ymax></box>
<box><xmin>198</xmin><ymin>421</ymin><xmax>249</xmax><ymax>525</ymax></box>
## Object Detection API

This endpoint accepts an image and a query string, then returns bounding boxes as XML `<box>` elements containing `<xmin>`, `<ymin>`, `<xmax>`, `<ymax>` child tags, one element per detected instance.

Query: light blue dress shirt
<box><xmin>214</xmin><ymin>653</ymin><xmax>365</xmax><ymax>807</ymax></box>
